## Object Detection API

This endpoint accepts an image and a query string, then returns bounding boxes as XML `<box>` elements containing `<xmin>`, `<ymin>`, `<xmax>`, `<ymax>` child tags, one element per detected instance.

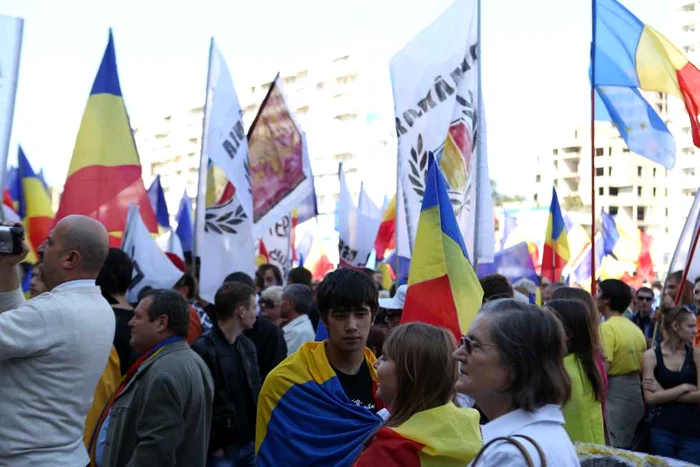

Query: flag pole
<box><xmin>193</xmin><ymin>37</ymin><xmax>214</xmax><ymax>275</ymax></box>
<box><xmin>590</xmin><ymin>0</ymin><xmax>598</xmax><ymax>295</ymax></box>
<box><xmin>473</xmin><ymin>0</ymin><xmax>483</xmax><ymax>272</ymax></box>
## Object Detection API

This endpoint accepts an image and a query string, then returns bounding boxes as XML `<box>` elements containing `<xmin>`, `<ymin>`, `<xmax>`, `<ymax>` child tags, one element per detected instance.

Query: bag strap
<box><xmin>471</xmin><ymin>436</ymin><xmax>534</xmax><ymax>467</ymax></box>
<box><xmin>511</xmin><ymin>435</ymin><xmax>547</xmax><ymax>467</ymax></box>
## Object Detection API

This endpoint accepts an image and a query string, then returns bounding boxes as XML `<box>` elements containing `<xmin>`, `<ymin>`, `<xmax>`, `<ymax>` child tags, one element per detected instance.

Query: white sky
<box><xmin>1</xmin><ymin>0</ymin><xmax>669</xmax><ymax>196</ymax></box>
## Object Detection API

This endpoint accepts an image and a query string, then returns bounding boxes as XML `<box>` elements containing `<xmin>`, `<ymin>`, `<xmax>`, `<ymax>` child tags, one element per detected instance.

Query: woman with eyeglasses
<box><xmin>355</xmin><ymin>323</ymin><xmax>482</xmax><ymax>466</ymax></box>
<box><xmin>454</xmin><ymin>300</ymin><xmax>579</xmax><ymax>466</ymax></box>
<box><xmin>258</xmin><ymin>286</ymin><xmax>284</xmax><ymax>327</ymax></box>
<box><xmin>547</xmin><ymin>299</ymin><xmax>606</xmax><ymax>444</ymax></box>
<box><xmin>642</xmin><ymin>305</ymin><xmax>700</xmax><ymax>463</ymax></box>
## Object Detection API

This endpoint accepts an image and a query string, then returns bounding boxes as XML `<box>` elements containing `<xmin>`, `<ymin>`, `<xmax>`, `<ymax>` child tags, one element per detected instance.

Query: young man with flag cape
<box><xmin>255</xmin><ymin>269</ymin><xmax>385</xmax><ymax>465</ymax></box>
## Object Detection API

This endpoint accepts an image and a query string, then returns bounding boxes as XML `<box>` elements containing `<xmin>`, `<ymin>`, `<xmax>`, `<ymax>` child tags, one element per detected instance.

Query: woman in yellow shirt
<box><xmin>549</xmin><ymin>299</ymin><xmax>606</xmax><ymax>444</ymax></box>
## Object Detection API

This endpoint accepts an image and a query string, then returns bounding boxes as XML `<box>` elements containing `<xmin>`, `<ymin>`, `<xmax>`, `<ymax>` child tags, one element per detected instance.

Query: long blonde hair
<box><xmin>382</xmin><ymin>323</ymin><xmax>457</xmax><ymax>427</ymax></box>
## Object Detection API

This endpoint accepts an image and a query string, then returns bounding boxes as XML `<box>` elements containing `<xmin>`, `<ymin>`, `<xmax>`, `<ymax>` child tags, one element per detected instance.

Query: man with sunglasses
<box><xmin>631</xmin><ymin>287</ymin><xmax>655</xmax><ymax>341</ymax></box>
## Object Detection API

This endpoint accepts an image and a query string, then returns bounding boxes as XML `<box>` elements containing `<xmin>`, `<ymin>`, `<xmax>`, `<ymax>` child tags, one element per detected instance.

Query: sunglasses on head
<box><xmin>637</xmin><ymin>296</ymin><xmax>653</xmax><ymax>302</ymax></box>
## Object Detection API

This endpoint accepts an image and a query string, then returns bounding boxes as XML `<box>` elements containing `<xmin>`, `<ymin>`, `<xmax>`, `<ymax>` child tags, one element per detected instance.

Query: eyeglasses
<box><xmin>259</xmin><ymin>299</ymin><xmax>279</xmax><ymax>309</ymax></box>
<box><xmin>460</xmin><ymin>335</ymin><xmax>498</xmax><ymax>354</ymax></box>
<box><xmin>637</xmin><ymin>296</ymin><xmax>653</xmax><ymax>302</ymax></box>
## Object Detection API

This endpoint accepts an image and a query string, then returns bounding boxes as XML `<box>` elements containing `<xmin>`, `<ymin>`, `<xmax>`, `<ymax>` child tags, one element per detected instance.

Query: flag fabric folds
<box><xmin>667</xmin><ymin>189</ymin><xmax>700</xmax><ymax>286</ymax></box>
<box><xmin>147</xmin><ymin>175</ymin><xmax>170</xmax><ymax>230</ymax></box>
<box><xmin>355</xmin><ymin>403</ymin><xmax>482</xmax><ymax>466</ymax></box>
<box><xmin>541</xmin><ymin>188</ymin><xmax>570</xmax><ymax>283</ymax></box>
<box><xmin>175</xmin><ymin>192</ymin><xmax>193</xmax><ymax>253</ymax></box>
<box><xmin>593</xmin><ymin>0</ymin><xmax>700</xmax><ymax>161</ymax></box>
<box><xmin>601</xmin><ymin>210</ymin><xmax>642</xmax><ymax>263</ymax></box>
<box><xmin>400</xmin><ymin>153</ymin><xmax>483</xmax><ymax>341</ymax></box>
<box><xmin>392</xmin><ymin>0</ymin><xmax>493</xmax><ymax>268</ymax></box>
<box><xmin>569</xmin><ymin>234</ymin><xmax>605</xmax><ymax>290</ymax></box>
<box><xmin>55</xmin><ymin>30</ymin><xmax>157</xmax><ymax>234</ymax></box>
<box><xmin>374</xmin><ymin>196</ymin><xmax>396</xmax><ymax>261</ymax></box>
<box><xmin>255</xmin><ymin>342</ymin><xmax>382</xmax><ymax>466</ymax></box>
<box><xmin>0</xmin><ymin>16</ymin><xmax>23</xmax><ymax>183</ymax></box>
<box><xmin>121</xmin><ymin>204</ymin><xmax>183</xmax><ymax>303</ymax></box>
<box><xmin>247</xmin><ymin>75</ymin><xmax>315</xmax><ymax>238</ymax></box>
<box><xmin>594</xmin><ymin>86</ymin><xmax>675</xmax><ymax>168</ymax></box>
<box><xmin>16</xmin><ymin>147</ymin><xmax>54</xmax><ymax>262</ymax></box>
<box><xmin>477</xmin><ymin>242</ymin><xmax>538</xmax><ymax>286</ymax></box>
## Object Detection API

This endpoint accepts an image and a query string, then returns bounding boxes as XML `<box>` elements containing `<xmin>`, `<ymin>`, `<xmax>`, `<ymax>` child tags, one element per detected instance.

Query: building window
<box><xmin>637</xmin><ymin>186</ymin><xmax>642</xmax><ymax>196</ymax></box>
<box><xmin>554</xmin><ymin>180</ymin><xmax>558</xmax><ymax>188</ymax></box>
<box><xmin>637</xmin><ymin>166</ymin><xmax>642</xmax><ymax>176</ymax></box>
<box><xmin>665</xmin><ymin>188</ymin><xmax>668</xmax><ymax>196</ymax></box>
<box><xmin>189</xmin><ymin>137</ymin><xmax>198</xmax><ymax>144</ymax></box>
<box><xmin>333</xmin><ymin>55</ymin><xmax>350</xmax><ymax>63</ymax></box>
<box><xmin>536</xmin><ymin>175</ymin><xmax>541</xmax><ymax>182</ymax></box>
<box><xmin>653</xmin><ymin>187</ymin><xmax>657</xmax><ymax>196</ymax></box>
<box><xmin>599</xmin><ymin>187</ymin><xmax>604</xmax><ymax>195</ymax></box>
<box><xmin>610</xmin><ymin>206</ymin><xmax>619</xmax><ymax>215</ymax></box>
<box><xmin>534</xmin><ymin>194</ymin><xmax>538</xmax><ymax>203</ymax></box>
<box><xmin>596</xmin><ymin>167</ymin><xmax>604</xmax><ymax>177</ymax></box>
<box><xmin>334</xmin><ymin>113</ymin><xmax>357</xmax><ymax>122</ymax></box>
<box><xmin>609</xmin><ymin>187</ymin><xmax>619</xmax><ymax>196</ymax></box>
<box><xmin>296</xmin><ymin>106</ymin><xmax>310</xmax><ymax>115</ymax></box>
<box><xmin>553</xmin><ymin>149</ymin><xmax>558</xmax><ymax>155</ymax></box>
<box><xmin>608</xmin><ymin>167</ymin><xmax>613</xmax><ymax>176</ymax></box>
<box><xmin>316</xmin><ymin>82</ymin><xmax>325</xmax><ymax>90</ymax></box>
<box><xmin>622</xmin><ymin>148</ymin><xmax>630</xmax><ymax>153</ymax></box>
<box><xmin>666</xmin><ymin>207</ymin><xmax>669</xmax><ymax>217</ymax></box>
<box><xmin>596</xmin><ymin>147</ymin><xmax>604</xmax><ymax>156</ymax></box>
<box><xmin>608</xmin><ymin>147</ymin><xmax>613</xmax><ymax>156</ymax></box>
<box><xmin>637</xmin><ymin>207</ymin><xmax>645</xmax><ymax>221</ymax></box>
<box><xmin>653</xmin><ymin>168</ymin><xmax>657</xmax><ymax>177</ymax></box>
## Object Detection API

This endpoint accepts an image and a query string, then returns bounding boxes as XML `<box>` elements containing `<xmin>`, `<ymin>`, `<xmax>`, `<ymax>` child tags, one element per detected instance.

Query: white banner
<box><xmin>261</xmin><ymin>214</ymin><xmax>292</xmax><ymax>279</ymax></box>
<box><xmin>121</xmin><ymin>204</ymin><xmax>184</xmax><ymax>303</ymax></box>
<box><xmin>201</xmin><ymin>39</ymin><xmax>252</xmax><ymax>218</ymax></box>
<box><xmin>668</xmin><ymin>189</ymin><xmax>700</xmax><ymax>285</ymax></box>
<box><xmin>199</xmin><ymin>193</ymin><xmax>256</xmax><ymax>303</ymax></box>
<box><xmin>0</xmin><ymin>15</ymin><xmax>23</xmax><ymax>191</ymax></box>
<box><xmin>391</xmin><ymin>0</ymin><xmax>492</xmax><ymax>264</ymax></box>
<box><xmin>336</xmin><ymin>164</ymin><xmax>383</xmax><ymax>269</ymax></box>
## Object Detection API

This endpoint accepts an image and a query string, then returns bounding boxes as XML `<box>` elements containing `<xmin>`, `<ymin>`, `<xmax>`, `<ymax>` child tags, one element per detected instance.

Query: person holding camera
<box><xmin>0</xmin><ymin>216</ymin><xmax>115</xmax><ymax>466</ymax></box>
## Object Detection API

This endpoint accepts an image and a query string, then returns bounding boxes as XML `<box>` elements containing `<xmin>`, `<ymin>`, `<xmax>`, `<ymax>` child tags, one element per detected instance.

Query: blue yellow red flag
<box><xmin>400</xmin><ymin>153</ymin><xmax>483</xmax><ymax>341</ymax></box>
<box><xmin>16</xmin><ymin>147</ymin><xmax>54</xmax><ymax>262</ymax></box>
<box><xmin>255</xmin><ymin>342</ymin><xmax>382</xmax><ymax>466</ymax></box>
<box><xmin>541</xmin><ymin>187</ymin><xmax>569</xmax><ymax>283</ymax></box>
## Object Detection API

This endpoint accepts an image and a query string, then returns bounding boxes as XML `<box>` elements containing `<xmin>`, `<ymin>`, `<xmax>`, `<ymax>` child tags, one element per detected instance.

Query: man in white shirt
<box><xmin>0</xmin><ymin>215</ymin><xmax>114</xmax><ymax>466</ymax></box>
<box><xmin>281</xmin><ymin>284</ymin><xmax>316</xmax><ymax>355</ymax></box>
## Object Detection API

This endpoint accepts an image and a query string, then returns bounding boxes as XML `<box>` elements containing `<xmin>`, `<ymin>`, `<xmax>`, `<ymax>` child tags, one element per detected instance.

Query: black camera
<box><xmin>0</xmin><ymin>226</ymin><xmax>25</xmax><ymax>255</ymax></box>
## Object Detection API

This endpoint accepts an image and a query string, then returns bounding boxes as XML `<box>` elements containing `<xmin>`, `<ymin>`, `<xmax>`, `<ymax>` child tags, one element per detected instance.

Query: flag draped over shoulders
<box><xmin>256</xmin><ymin>341</ymin><xmax>382</xmax><ymax>466</ymax></box>
<box><xmin>355</xmin><ymin>403</ymin><xmax>482</xmax><ymax>467</ymax></box>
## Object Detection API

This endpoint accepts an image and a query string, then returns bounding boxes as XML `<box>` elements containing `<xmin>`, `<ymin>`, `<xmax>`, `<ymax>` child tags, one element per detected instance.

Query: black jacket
<box><xmin>244</xmin><ymin>317</ymin><xmax>287</xmax><ymax>380</ymax></box>
<box><xmin>191</xmin><ymin>326</ymin><xmax>262</xmax><ymax>453</ymax></box>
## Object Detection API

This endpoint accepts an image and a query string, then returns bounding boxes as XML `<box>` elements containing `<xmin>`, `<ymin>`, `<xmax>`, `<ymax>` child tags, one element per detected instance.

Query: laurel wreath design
<box><xmin>205</xmin><ymin>200</ymin><xmax>247</xmax><ymax>235</ymax></box>
<box><xmin>406</xmin><ymin>91</ymin><xmax>476</xmax><ymax>218</ymax></box>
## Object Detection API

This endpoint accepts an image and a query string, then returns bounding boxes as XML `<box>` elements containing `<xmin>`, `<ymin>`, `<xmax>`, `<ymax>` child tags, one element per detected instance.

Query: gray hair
<box><xmin>282</xmin><ymin>284</ymin><xmax>313</xmax><ymax>315</ymax></box>
<box><xmin>478</xmin><ymin>299</ymin><xmax>571</xmax><ymax>412</ymax></box>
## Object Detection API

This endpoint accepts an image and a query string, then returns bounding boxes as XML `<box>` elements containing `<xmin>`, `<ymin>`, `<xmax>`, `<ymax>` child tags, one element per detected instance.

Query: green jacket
<box><xmin>102</xmin><ymin>340</ymin><xmax>214</xmax><ymax>467</ymax></box>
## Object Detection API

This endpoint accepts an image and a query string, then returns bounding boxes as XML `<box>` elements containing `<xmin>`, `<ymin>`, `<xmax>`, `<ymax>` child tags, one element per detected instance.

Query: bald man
<box><xmin>0</xmin><ymin>215</ymin><xmax>115</xmax><ymax>466</ymax></box>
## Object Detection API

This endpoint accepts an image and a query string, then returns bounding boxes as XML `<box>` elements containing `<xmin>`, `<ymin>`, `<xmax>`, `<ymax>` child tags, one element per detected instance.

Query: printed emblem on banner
<box><xmin>204</xmin><ymin>198</ymin><xmax>247</xmax><ymax>234</ymax></box>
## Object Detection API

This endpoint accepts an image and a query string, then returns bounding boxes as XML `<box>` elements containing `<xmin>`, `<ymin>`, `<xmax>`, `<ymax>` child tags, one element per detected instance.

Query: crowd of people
<box><xmin>0</xmin><ymin>217</ymin><xmax>699</xmax><ymax>466</ymax></box>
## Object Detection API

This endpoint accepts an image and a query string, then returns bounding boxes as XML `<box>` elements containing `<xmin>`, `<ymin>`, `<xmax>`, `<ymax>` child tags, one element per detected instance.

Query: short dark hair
<box><xmin>288</xmin><ymin>267</ymin><xmax>313</xmax><ymax>286</ymax></box>
<box><xmin>282</xmin><ymin>284</ymin><xmax>313</xmax><ymax>315</ymax></box>
<box><xmin>174</xmin><ymin>272</ymin><xmax>196</xmax><ymax>300</ymax></box>
<box><xmin>316</xmin><ymin>269</ymin><xmax>378</xmax><ymax>317</ymax></box>
<box><xmin>258</xmin><ymin>264</ymin><xmax>283</xmax><ymax>285</ymax></box>
<box><xmin>599</xmin><ymin>279</ymin><xmax>632</xmax><ymax>313</ymax></box>
<box><xmin>224</xmin><ymin>271</ymin><xmax>256</xmax><ymax>290</ymax></box>
<box><xmin>479</xmin><ymin>299</ymin><xmax>571</xmax><ymax>412</ymax></box>
<box><xmin>479</xmin><ymin>274</ymin><xmax>514</xmax><ymax>302</ymax></box>
<box><xmin>636</xmin><ymin>286</ymin><xmax>654</xmax><ymax>298</ymax></box>
<box><xmin>215</xmin><ymin>282</ymin><xmax>256</xmax><ymax>321</ymax></box>
<box><xmin>141</xmin><ymin>289</ymin><xmax>189</xmax><ymax>338</ymax></box>
<box><xmin>96</xmin><ymin>248</ymin><xmax>134</xmax><ymax>296</ymax></box>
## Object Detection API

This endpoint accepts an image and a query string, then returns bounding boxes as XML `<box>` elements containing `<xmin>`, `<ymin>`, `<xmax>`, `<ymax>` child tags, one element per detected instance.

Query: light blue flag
<box><xmin>595</xmin><ymin>85</ymin><xmax>675</xmax><ymax>169</ymax></box>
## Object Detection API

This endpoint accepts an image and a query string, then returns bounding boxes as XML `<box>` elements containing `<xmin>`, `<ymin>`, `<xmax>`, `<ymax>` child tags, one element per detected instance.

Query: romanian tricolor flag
<box><xmin>594</xmin><ymin>0</ymin><xmax>700</xmax><ymax>149</ymax></box>
<box><xmin>15</xmin><ymin>147</ymin><xmax>54</xmax><ymax>262</ymax></box>
<box><xmin>355</xmin><ymin>403</ymin><xmax>482</xmax><ymax>466</ymax></box>
<box><xmin>55</xmin><ymin>30</ymin><xmax>157</xmax><ymax>238</ymax></box>
<box><xmin>400</xmin><ymin>154</ymin><xmax>483</xmax><ymax>341</ymax></box>
<box><xmin>374</xmin><ymin>196</ymin><xmax>396</xmax><ymax>261</ymax></box>
<box><xmin>541</xmin><ymin>187</ymin><xmax>569</xmax><ymax>283</ymax></box>
<box><xmin>256</xmin><ymin>342</ymin><xmax>383</xmax><ymax>466</ymax></box>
